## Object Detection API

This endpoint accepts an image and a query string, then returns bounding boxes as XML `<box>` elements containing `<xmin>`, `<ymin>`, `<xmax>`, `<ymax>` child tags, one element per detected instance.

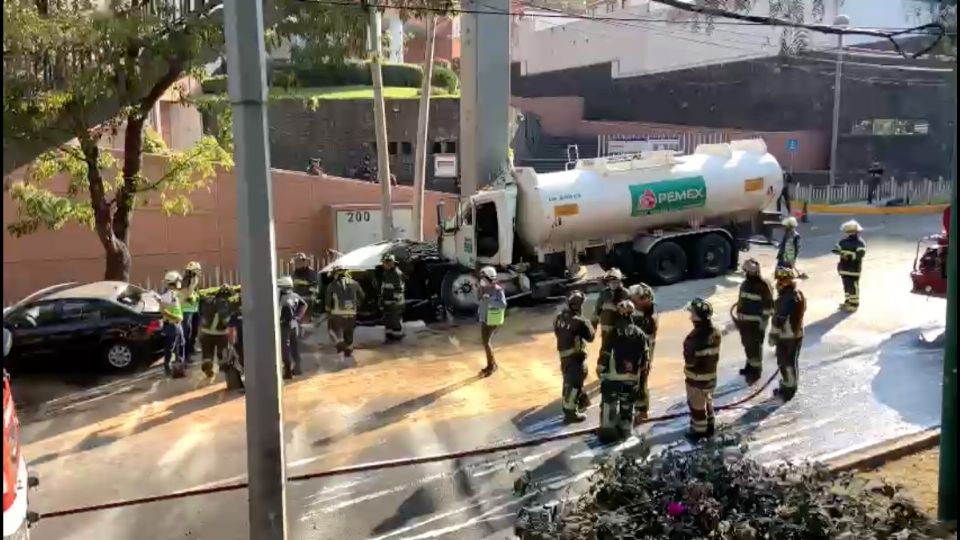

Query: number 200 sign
<box><xmin>346</xmin><ymin>211</ymin><xmax>372</xmax><ymax>223</ymax></box>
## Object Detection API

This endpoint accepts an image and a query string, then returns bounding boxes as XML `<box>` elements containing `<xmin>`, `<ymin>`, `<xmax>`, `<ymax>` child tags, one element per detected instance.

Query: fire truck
<box><xmin>3</xmin><ymin>329</ymin><xmax>38</xmax><ymax>540</ymax></box>
<box><xmin>910</xmin><ymin>207</ymin><xmax>950</xmax><ymax>299</ymax></box>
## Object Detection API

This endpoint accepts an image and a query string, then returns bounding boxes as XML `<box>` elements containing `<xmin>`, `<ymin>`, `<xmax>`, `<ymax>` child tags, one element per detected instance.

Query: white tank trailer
<box><xmin>434</xmin><ymin>138</ymin><xmax>784</xmax><ymax>312</ymax></box>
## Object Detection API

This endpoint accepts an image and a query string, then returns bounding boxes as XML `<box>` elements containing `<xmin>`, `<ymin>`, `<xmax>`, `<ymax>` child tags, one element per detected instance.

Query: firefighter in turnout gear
<box><xmin>592</xmin><ymin>268</ymin><xmax>630</xmax><ymax>351</ymax></box>
<box><xmin>379</xmin><ymin>253</ymin><xmax>405</xmax><ymax>342</ymax></box>
<box><xmin>278</xmin><ymin>276</ymin><xmax>308</xmax><ymax>379</ymax></box>
<box><xmin>777</xmin><ymin>216</ymin><xmax>801</xmax><ymax>270</ymax></box>
<box><xmin>291</xmin><ymin>253</ymin><xmax>320</xmax><ymax>314</ymax></box>
<box><xmin>627</xmin><ymin>283</ymin><xmax>657</xmax><ymax>420</ymax></box>
<box><xmin>596</xmin><ymin>300</ymin><xmax>649</xmax><ymax>443</ymax></box>
<box><xmin>832</xmin><ymin>220</ymin><xmax>866</xmax><ymax>312</ymax></box>
<box><xmin>198</xmin><ymin>285</ymin><xmax>236</xmax><ymax>378</ymax></box>
<box><xmin>734</xmin><ymin>258</ymin><xmax>775</xmax><ymax>384</ymax></box>
<box><xmin>554</xmin><ymin>291</ymin><xmax>596</xmax><ymax>424</ymax></box>
<box><xmin>683</xmin><ymin>297</ymin><xmax>721</xmax><ymax>440</ymax></box>
<box><xmin>180</xmin><ymin>261</ymin><xmax>202</xmax><ymax>361</ymax></box>
<box><xmin>325</xmin><ymin>266</ymin><xmax>365</xmax><ymax>363</ymax></box>
<box><xmin>770</xmin><ymin>267</ymin><xmax>806</xmax><ymax>401</ymax></box>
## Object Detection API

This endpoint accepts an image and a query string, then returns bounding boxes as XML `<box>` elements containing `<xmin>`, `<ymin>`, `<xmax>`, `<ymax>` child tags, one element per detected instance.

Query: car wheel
<box><xmin>102</xmin><ymin>341</ymin><xmax>136</xmax><ymax>371</ymax></box>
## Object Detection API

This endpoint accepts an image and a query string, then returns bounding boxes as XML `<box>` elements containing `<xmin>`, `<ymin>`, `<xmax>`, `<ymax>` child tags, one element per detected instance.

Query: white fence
<box><xmin>793</xmin><ymin>177</ymin><xmax>952</xmax><ymax>206</ymax></box>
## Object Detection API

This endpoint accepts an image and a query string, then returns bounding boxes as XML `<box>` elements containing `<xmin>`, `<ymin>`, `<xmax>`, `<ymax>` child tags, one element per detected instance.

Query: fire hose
<box><xmin>38</xmin><ymin>372</ymin><xmax>780</xmax><ymax>520</ymax></box>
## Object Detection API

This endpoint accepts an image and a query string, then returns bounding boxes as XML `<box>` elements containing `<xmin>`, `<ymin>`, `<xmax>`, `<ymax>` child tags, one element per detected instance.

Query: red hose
<box><xmin>38</xmin><ymin>372</ymin><xmax>779</xmax><ymax>520</ymax></box>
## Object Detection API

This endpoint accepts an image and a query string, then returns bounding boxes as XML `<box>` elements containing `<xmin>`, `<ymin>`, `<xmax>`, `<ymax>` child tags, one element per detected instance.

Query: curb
<box><xmin>826</xmin><ymin>428</ymin><xmax>941</xmax><ymax>474</ymax></box>
<box><xmin>805</xmin><ymin>203</ymin><xmax>949</xmax><ymax>216</ymax></box>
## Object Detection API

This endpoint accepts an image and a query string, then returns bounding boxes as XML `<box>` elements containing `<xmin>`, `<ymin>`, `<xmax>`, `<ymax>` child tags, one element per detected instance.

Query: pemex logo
<box><xmin>629</xmin><ymin>176</ymin><xmax>708</xmax><ymax>217</ymax></box>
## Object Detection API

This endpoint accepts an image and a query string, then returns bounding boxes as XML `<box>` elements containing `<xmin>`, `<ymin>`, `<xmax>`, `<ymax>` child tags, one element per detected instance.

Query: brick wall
<box><xmin>3</xmin><ymin>153</ymin><xmax>456</xmax><ymax>304</ymax></box>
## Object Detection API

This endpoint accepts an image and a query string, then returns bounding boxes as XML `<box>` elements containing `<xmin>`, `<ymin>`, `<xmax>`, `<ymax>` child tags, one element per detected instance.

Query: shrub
<box><xmin>201</xmin><ymin>75</ymin><xmax>227</xmax><ymax>94</ymax></box>
<box><xmin>515</xmin><ymin>434</ymin><xmax>952</xmax><ymax>540</ymax></box>
<box><xmin>431</xmin><ymin>65</ymin><xmax>459</xmax><ymax>94</ymax></box>
<box><xmin>272</xmin><ymin>70</ymin><xmax>299</xmax><ymax>90</ymax></box>
<box><xmin>380</xmin><ymin>63</ymin><xmax>423</xmax><ymax>87</ymax></box>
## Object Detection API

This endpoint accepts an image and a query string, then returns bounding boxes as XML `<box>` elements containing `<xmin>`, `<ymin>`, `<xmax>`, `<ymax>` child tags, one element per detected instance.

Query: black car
<box><xmin>3</xmin><ymin>281</ymin><xmax>165</xmax><ymax>373</ymax></box>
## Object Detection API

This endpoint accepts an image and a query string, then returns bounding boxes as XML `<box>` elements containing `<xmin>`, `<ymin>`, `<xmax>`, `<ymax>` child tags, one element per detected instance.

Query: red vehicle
<box><xmin>3</xmin><ymin>329</ymin><xmax>38</xmax><ymax>540</ymax></box>
<box><xmin>911</xmin><ymin>207</ymin><xmax>950</xmax><ymax>298</ymax></box>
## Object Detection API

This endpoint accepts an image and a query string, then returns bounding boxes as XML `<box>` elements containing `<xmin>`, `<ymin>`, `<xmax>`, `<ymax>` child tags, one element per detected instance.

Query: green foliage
<box><xmin>143</xmin><ymin>128</ymin><xmax>168</xmax><ymax>155</ymax></box>
<box><xmin>201</xmin><ymin>75</ymin><xmax>228</xmax><ymax>94</ymax></box>
<box><xmin>515</xmin><ymin>433</ymin><xmax>952</xmax><ymax>539</ymax></box>
<box><xmin>381</xmin><ymin>63</ymin><xmax>424</xmax><ymax>87</ymax></box>
<box><xmin>431</xmin><ymin>65</ymin><xmax>459</xmax><ymax>94</ymax></box>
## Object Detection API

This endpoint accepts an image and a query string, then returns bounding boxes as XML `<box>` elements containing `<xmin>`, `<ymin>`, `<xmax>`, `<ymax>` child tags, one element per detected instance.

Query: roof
<box><xmin>41</xmin><ymin>281</ymin><xmax>133</xmax><ymax>301</ymax></box>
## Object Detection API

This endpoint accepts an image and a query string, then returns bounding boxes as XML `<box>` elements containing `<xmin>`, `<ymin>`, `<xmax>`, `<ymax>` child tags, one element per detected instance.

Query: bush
<box><xmin>515</xmin><ymin>434</ymin><xmax>952</xmax><ymax>540</ymax></box>
<box><xmin>201</xmin><ymin>75</ymin><xmax>227</xmax><ymax>94</ymax></box>
<box><xmin>431</xmin><ymin>65</ymin><xmax>459</xmax><ymax>94</ymax></box>
<box><xmin>272</xmin><ymin>70</ymin><xmax>299</xmax><ymax>90</ymax></box>
<box><xmin>381</xmin><ymin>63</ymin><xmax>423</xmax><ymax>87</ymax></box>
<box><xmin>284</xmin><ymin>61</ymin><xmax>424</xmax><ymax>88</ymax></box>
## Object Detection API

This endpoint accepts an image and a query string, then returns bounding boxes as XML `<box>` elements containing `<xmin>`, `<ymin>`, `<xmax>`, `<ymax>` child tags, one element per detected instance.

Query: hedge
<box><xmin>431</xmin><ymin>65</ymin><xmax>459</xmax><ymax>94</ymax></box>
<box><xmin>201</xmin><ymin>75</ymin><xmax>227</xmax><ymax>94</ymax></box>
<box><xmin>203</xmin><ymin>61</ymin><xmax>460</xmax><ymax>94</ymax></box>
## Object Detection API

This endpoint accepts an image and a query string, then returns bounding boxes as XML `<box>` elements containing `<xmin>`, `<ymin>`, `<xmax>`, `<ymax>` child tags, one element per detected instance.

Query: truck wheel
<box><xmin>644</xmin><ymin>241</ymin><xmax>687</xmax><ymax>285</ymax></box>
<box><xmin>692</xmin><ymin>233</ymin><xmax>732</xmax><ymax>278</ymax></box>
<box><xmin>440</xmin><ymin>269</ymin><xmax>480</xmax><ymax>315</ymax></box>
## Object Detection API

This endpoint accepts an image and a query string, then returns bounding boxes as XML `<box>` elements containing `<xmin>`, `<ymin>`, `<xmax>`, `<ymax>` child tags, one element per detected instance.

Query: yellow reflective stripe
<box><xmin>740</xmin><ymin>292</ymin><xmax>762</xmax><ymax>301</ymax></box>
<box><xmin>839</xmin><ymin>270</ymin><xmax>861</xmax><ymax>276</ymax></box>
<box><xmin>382</xmin><ymin>283</ymin><xmax>396</xmax><ymax>289</ymax></box>
<box><xmin>694</xmin><ymin>347</ymin><xmax>720</xmax><ymax>356</ymax></box>
<box><xmin>331</xmin><ymin>309</ymin><xmax>356</xmax><ymax>316</ymax></box>
<box><xmin>739</xmin><ymin>314</ymin><xmax>764</xmax><ymax>322</ymax></box>
<box><xmin>201</xmin><ymin>328</ymin><xmax>228</xmax><ymax>335</ymax></box>
<box><xmin>856</xmin><ymin>247</ymin><xmax>866</xmax><ymax>252</ymax></box>
<box><xmin>684</xmin><ymin>369</ymin><xmax>717</xmax><ymax>382</ymax></box>
<box><xmin>763</xmin><ymin>309</ymin><xmax>774</xmax><ymax>316</ymax></box>
<box><xmin>603</xmin><ymin>372</ymin><xmax>640</xmax><ymax>382</ymax></box>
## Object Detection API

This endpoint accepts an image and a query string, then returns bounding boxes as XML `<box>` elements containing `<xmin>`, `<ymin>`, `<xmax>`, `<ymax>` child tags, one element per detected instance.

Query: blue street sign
<box><xmin>786</xmin><ymin>138</ymin><xmax>800</xmax><ymax>153</ymax></box>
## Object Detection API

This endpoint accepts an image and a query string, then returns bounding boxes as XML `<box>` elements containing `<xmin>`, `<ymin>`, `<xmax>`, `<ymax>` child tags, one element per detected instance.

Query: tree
<box><xmin>3</xmin><ymin>0</ymin><xmax>231</xmax><ymax>281</ymax></box>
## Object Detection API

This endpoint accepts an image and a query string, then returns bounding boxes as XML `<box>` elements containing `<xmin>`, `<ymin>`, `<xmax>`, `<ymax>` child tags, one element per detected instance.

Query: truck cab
<box><xmin>440</xmin><ymin>184</ymin><xmax>517</xmax><ymax>271</ymax></box>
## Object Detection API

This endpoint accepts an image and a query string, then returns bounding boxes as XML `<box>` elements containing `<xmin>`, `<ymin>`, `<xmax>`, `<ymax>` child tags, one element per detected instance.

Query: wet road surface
<box><xmin>17</xmin><ymin>213</ymin><xmax>947</xmax><ymax>539</ymax></box>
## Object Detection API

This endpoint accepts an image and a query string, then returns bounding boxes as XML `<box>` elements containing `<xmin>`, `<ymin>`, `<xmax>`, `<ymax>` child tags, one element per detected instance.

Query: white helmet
<box><xmin>185</xmin><ymin>261</ymin><xmax>202</xmax><ymax>273</ymax></box>
<box><xmin>841</xmin><ymin>220</ymin><xmax>863</xmax><ymax>234</ymax></box>
<box><xmin>277</xmin><ymin>275</ymin><xmax>294</xmax><ymax>289</ymax></box>
<box><xmin>163</xmin><ymin>271</ymin><xmax>182</xmax><ymax>285</ymax></box>
<box><xmin>603</xmin><ymin>268</ymin><xmax>624</xmax><ymax>282</ymax></box>
<box><xmin>781</xmin><ymin>216</ymin><xmax>798</xmax><ymax>229</ymax></box>
<box><xmin>479</xmin><ymin>266</ymin><xmax>497</xmax><ymax>280</ymax></box>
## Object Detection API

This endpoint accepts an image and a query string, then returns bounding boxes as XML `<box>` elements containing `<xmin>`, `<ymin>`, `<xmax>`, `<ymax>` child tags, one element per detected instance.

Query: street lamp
<box><xmin>828</xmin><ymin>14</ymin><xmax>850</xmax><ymax>193</ymax></box>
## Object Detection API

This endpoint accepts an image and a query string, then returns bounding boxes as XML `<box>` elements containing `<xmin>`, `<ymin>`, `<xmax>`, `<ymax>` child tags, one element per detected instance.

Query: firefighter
<box><xmin>478</xmin><ymin>266</ymin><xmax>507</xmax><ymax>377</ymax></box>
<box><xmin>769</xmin><ymin>267</ymin><xmax>806</xmax><ymax>401</ymax></box>
<box><xmin>734</xmin><ymin>258</ymin><xmax>775</xmax><ymax>384</ymax></box>
<box><xmin>225</xmin><ymin>300</ymin><xmax>245</xmax><ymax>390</ymax></box>
<box><xmin>627</xmin><ymin>283</ymin><xmax>657</xmax><ymax>420</ymax></box>
<box><xmin>278</xmin><ymin>276</ymin><xmax>308</xmax><ymax>379</ymax></box>
<box><xmin>379</xmin><ymin>253</ymin><xmax>406</xmax><ymax>342</ymax></box>
<box><xmin>325</xmin><ymin>265</ymin><xmax>364</xmax><ymax>364</ymax></box>
<box><xmin>777</xmin><ymin>216</ymin><xmax>800</xmax><ymax>270</ymax></box>
<box><xmin>554</xmin><ymin>290</ymin><xmax>596</xmax><ymax>423</ymax></box>
<box><xmin>591</xmin><ymin>268</ymin><xmax>630</xmax><ymax>351</ymax></box>
<box><xmin>291</xmin><ymin>252</ymin><xmax>319</xmax><ymax>315</ymax></box>
<box><xmin>159</xmin><ymin>271</ymin><xmax>186</xmax><ymax>377</ymax></box>
<box><xmin>682</xmin><ymin>297</ymin><xmax>721</xmax><ymax>440</ymax></box>
<box><xmin>180</xmin><ymin>261</ymin><xmax>202</xmax><ymax>361</ymax></box>
<box><xmin>596</xmin><ymin>300</ymin><xmax>648</xmax><ymax>443</ymax></box>
<box><xmin>832</xmin><ymin>220</ymin><xmax>866</xmax><ymax>312</ymax></box>
<box><xmin>198</xmin><ymin>284</ymin><xmax>235</xmax><ymax>378</ymax></box>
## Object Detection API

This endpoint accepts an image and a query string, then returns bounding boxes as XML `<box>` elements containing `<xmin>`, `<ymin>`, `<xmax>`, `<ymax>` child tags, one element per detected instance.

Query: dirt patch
<box><xmin>860</xmin><ymin>446</ymin><xmax>942</xmax><ymax>517</ymax></box>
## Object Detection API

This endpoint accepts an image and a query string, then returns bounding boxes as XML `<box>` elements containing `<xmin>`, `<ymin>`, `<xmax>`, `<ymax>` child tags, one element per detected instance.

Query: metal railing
<box><xmin>794</xmin><ymin>177</ymin><xmax>952</xmax><ymax>206</ymax></box>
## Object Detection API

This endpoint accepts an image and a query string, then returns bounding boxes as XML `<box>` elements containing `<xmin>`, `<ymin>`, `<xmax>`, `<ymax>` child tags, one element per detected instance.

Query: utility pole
<box><xmin>938</xmin><ymin>56</ymin><xmax>957</xmax><ymax>522</ymax></box>
<box><xmin>223</xmin><ymin>1</ymin><xmax>288</xmax><ymax>538</ymax></box>
<box><xmin>412</xmin><ymin>13</ymin><xmax>437</xmax><ymax>241</ymax></box>
<box><xmin>367</xmin><ymin>4</ymin><xmax>395</xmax><ymax>240</ymax></box>
<box><xmin>828</xmin><ymin>14</ymin><xmax>850</xmax><ymax>197</ymax></box>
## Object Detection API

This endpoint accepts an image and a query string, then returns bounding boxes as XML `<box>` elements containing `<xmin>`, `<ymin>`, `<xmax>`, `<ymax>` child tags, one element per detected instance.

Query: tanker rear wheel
<box><xmin>644</xmin><ymin>241</ymin><xmax>687</xmax><ymax>285</ymax></box>
<box><xmin>440</xmin><ymin>269</ymin><xmax>480</xmax><ymax>315</ymax></box>
<box><xmin>692</xmin><ymin>233</ymin><xmax>732</xmax><ymax>278</ymax></box>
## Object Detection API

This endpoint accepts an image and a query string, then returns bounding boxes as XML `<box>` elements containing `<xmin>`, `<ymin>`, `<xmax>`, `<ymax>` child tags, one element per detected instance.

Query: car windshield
<box><xmin>116</xmin><ymin>284</ymin><xmax>156</xmax><ymax>313</ymax></box>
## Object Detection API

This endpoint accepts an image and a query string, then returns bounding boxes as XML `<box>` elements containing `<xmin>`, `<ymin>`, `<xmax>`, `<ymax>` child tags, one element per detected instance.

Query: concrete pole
<box><xmin>828</xmin><ymin>15</ymin><xmax>849</xmax><ymax>194</ymax></box>
<box><xmin>459</xmin><ymin>0</ymin><xmax>511</xmax><ymax>197</ymax></box>
<box><xmin>368</xmin><ymin>7</ymin><xmax>395</xmax><ymax>240</ymax></box>
<box><xmin>223</xmin><ymin>1</ymin><xmax>288</xmax><ymax>538</ymax></box>
<box><xmin>412</xmin><ymin>13</ymin><xmax>437</xmax><ymax>242</ymax></box>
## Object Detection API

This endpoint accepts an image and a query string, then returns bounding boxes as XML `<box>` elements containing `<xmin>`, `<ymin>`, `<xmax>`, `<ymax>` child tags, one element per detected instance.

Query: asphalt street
<box><xmin>18</xmin><ymin>212</ymin><xmax>947</xmax><ymax>540</ymax></box>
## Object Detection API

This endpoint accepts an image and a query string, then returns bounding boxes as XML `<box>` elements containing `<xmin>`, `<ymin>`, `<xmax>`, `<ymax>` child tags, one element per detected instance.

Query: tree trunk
<box><xmin>103</xmin><ymin>238</ymin><xmax>132</xmax><ymax>282</ymax></box>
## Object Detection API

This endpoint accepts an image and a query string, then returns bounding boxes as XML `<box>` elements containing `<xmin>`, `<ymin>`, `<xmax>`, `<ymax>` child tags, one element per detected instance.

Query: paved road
<box><xmin>20</xmin><ymin>213</ymin><xmax>946</xmax><ymax>540</ymax></box>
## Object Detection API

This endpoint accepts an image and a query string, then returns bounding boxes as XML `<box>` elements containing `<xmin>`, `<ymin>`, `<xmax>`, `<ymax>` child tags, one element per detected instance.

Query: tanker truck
<box><xmin>319</xmin><ymin>138</ymin><xmax>783</xmax><ymax>321</ymax></box>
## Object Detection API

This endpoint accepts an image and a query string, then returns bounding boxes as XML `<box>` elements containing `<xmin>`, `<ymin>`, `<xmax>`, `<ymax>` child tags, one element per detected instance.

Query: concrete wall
<box><xmin>512</xmin><ymin>0</ymin><xmax>835</xmax><ymax>77</ymax></box>
<box><xmin>3</xmin><ymin>154</ymin><xmax>456</xmax><ymax>304</ymax></box>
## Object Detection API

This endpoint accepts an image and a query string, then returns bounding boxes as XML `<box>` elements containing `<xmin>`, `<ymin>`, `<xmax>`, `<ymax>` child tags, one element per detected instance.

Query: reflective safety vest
<box><xmin>326</xmin><ymin>277</ymin><xmax>363</xmax><ymax>316</ymax></box>
<box><xmin>599</xmin><ymin>319</ymin><xmax>648</xmax><ymax>382</ymax></box>
<box><xmin>737</xmin><ymin>278</ymin><xmax>775</xmax><ymax>323</ymax></box>
<box><xmin>554</xmin><ymin>308</ymin><xmax>595</xmax><ymax>358</ymax></box>
<box><xmin>777</xmin><ymin>231</ymin><xmax>800</xmax><ymax>267</ymax></box>
<box><xmin>683</xmin><ymin>323</ymin><xmax>721</xmax><ymax>388</ymax></box>
<box><xmin>160</xmin><ymin>290</ymin><xmax>183</xmax><ymax>324</ymax></box>
<box><xmin>834</xmin><ymin>234</ymin><xmax>866</xmax><ymax>277</ymax></box>
<box><xmin>180</xmin><ymin>275</ymin><xmax>201</xmax><ymax>313</ymax></box>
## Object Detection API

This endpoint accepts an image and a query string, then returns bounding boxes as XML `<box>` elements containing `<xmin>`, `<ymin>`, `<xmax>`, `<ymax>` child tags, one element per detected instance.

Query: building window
<box><xmin>388</xmin><ymin>142</ymin><xmax>398</xmax><ymax>155</ymax></box>
<box><xmin>432</xmin><ymin>141</ymin><xmax>443</xmax><ymax>154</ymax></box>
<box><xmin>445</xmin><ymin>141</ymin><xmax>457</xmax><ymax>153</ymax></box>
<box><xmin>851</xmin><ymin>119</ymin><xmax>929</xmax><ymax>136</ymax></box>
<box><xmin>401</xmin><ymin>142</ymin><xmax>413</xmax><ymax>155</ymax></box>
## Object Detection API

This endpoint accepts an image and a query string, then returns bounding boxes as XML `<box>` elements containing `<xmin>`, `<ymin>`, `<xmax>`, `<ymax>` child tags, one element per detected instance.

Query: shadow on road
<box><xmin>871</xmin><ymin>329</ymin><xmax>943</xmax><ymax>426</ymax></box>
<box><xmin>312</xmin><ymin>374</ymin><xmax>484</xmax><ymax>449</ymax></box>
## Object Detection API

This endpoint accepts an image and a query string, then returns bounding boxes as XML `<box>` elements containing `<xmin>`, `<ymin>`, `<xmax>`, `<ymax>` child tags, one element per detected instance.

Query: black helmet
<box><xmin>567</xmin><ymin>290</ymin><xmax>585</xmax><ymax>310</ymax></box>
<box><xmin>685</xmin><ymin>297</ymin><xmax>713</xmax><ymax>320</ymax></box>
